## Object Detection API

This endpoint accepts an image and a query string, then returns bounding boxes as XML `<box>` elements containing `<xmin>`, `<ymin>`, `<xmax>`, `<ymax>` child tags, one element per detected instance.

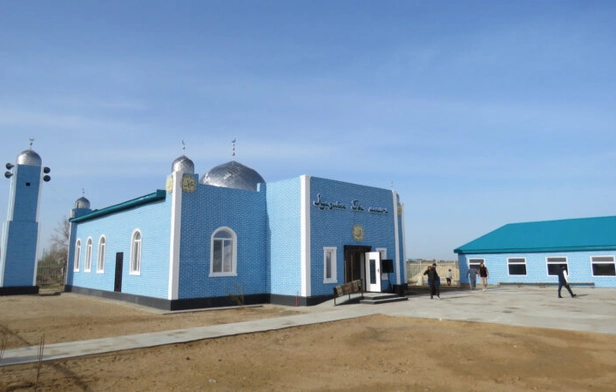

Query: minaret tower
<box><xmin>0</xmin><ymin>140</ymin><xmax>51</xmax><ymax>294</ymax></box>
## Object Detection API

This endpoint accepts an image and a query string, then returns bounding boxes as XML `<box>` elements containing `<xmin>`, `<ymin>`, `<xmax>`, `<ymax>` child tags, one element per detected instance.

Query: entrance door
<box><xmin>365</xmin><ymin>251</ymin><xmax>382</xmax><ymax>292</ymax></box>
<box><xmin>114</xmin><ymin>252</ymin><xmax>123</xmax><ymax>292</ymax></box>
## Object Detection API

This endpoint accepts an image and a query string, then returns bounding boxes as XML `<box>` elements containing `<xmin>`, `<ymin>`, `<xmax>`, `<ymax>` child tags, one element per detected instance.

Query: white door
<box><xmin>365</xmin><ymin>251</ymin><xmax>382</xmax><ymax>292</ymax></box>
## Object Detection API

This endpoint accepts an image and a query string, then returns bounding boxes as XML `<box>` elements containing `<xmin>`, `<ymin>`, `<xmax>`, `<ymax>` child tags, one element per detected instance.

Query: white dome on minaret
<box><xmin>16</xmin><ymin>149</ymin><xmax>42</xmax><ymax>166</ymax></box>
<box><xmin>171</xmin><ymin>155</ymin><xmax>195</xmax><ymax>174</ymax></box>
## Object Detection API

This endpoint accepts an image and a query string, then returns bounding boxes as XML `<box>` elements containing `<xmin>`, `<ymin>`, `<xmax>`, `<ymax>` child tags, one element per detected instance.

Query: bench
<box><xmin>333</xmin><ymin>279</ymin><xmax>363</xmax><ymax>306</ymax></box>
<box><xmin>498</xmin><ymin>282</ymin><xmax>595</xmax><ymax>288</ymax></box>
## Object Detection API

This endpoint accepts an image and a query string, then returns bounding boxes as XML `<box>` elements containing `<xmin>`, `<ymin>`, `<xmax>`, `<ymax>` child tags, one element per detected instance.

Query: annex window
<box><xmin>546</xmin><ymin>257</ymin><xmax>567</xmax><ymax>276</ymax></box>
<box><xmin>130</xmin><ymin>230</ymin><xmax>142</xmax><ymax>275</ymax></box>
<box><xmin>468</xmin><ymin>258</ymin><xmax>484</xmax><ymax>270</ymax></box>
<box><xmin>84</xmin><ymin>237</ymin><xmax>93</xmax><ymax>272</ymax></box>
<box><xmin>507</xmin><ymin>258</ymin><xmax>527</xmax><ymax>276</ymax></box>
<box><xmin>323</xmin><ymin>247</ymin><xmax>337</xmax><ymax>284</ymax></box>
<box><xmin>210</xmin><ymin>228</ymin><xmax>237</xmax><ymax>276</ymax></box>
<box><xmin>97</xmin><ymin>236</ymin><xmax>106</xmax><ymax>273</ymax></box>
<box><xmin>74</xmin><ymin>239</ymin><xmax>82</xmax><ymax>271</ymax></box>
<box><xmin>591</xmin><ymin>256</ymin><xmax>616</xmax><ymax>276</ymax></box>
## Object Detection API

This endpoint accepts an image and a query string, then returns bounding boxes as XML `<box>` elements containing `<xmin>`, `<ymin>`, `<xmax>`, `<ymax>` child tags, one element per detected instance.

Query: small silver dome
<box><xmin>16</xmin><ymin>149</ymin><xmax>42</xmax><ymax>166</ymax></box>
<box><xmin>171</xmin><ymin>155</ymin><xmax>195</xmax><ymax>174</ymax></box>
<box><xmin>200</xmin><ymin>160</ymin><xmax>265</xmax><ymax>191</ymax></box>
<box><xmin>75</xmin><ymin>196</ymin><xmax>91</xmax><ymax>209</ymax></box>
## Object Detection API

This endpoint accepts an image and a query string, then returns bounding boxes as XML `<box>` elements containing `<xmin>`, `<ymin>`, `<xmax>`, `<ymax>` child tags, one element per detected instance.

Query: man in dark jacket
<box><xmin>557</xmin><ymin>265</ymin><xmax>577</xmax><ymax>298</ymax></box>
<box><xmin>423</xmin><ymin>263</ymin><xmax>440</xmax><ymax>300</ymax></box>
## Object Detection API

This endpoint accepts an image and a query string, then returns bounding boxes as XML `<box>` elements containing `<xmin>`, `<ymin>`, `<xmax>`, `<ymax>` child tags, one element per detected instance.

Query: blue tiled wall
<box><xmin>309</xmin><ymin>177</ymin><xmax>396</xmax><ymax>295</ymax></box>
<box><xmin>458</xmin><ymin>251</ymin><xmax>616</xmax><ymax>288</ymax></box>
<box><xmin>2</xmin><ymin>221</ymin><xmax>38</xmax><ymax>286</ymax></box>
<box><xmin>68</xmin><ymin>197</ymin><xmax>172</xmax><ymax>298</ymax></box>
<box><xmin>266</xmin><ymin>178</ymin><xmax>302</xmax><ymax>296</ymax></box>
<box><xmin>178</xmin><ymin>182</ymin><xmax>267</xmax><ymax>299</ymax></box>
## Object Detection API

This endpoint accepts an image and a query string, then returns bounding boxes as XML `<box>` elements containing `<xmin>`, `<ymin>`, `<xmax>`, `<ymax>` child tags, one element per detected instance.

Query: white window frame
<box><xmin>468</xmin><ymin>258</ymin><xmax>484</xmax><ymax>270</ymax></box>
<box><xmin>210</xmin><ymin>227</ymin><xmax>237</xmax><ymax>277</ymax></box>
<box><xmin>323</xmin><ymin>247</ymin><xmax>337</xmax><ymax>284</ymax></box>
<box><xmin>130</xmin><ymin>229</ymin><xmax>142</xmax><ymax>275</ymax></box>
<box><xmin>507</xmin><ymin>257</ymin><xmax>527</xmax><ymax>276</ymax></box>
<box><xmin>97</xmin><ymin>235</ymin><xmax>106</xmax><ymax>273</ymax></box>
<box><xmin>73</xmin><ymin>239</ymin><xmax>82</xmax><ymax>272</ymax></box>
<box><xmin>84</xmin><ymin>237</ymin><xmax>93</xmax><ymax>272</ymax></box>
<box><xmin>546</xmin><ymin>256</ymin><xmax>567</xmax><ymax>276</ymax></box>
<box><xmin>376</xmin><ymin>247</ymin><xmax>388</xmax><ymax>280</ymax></box>
<box><xmin>590</xmin><ymin>255</ymin><xmax>616</xmax><ymax>277</ymax></box>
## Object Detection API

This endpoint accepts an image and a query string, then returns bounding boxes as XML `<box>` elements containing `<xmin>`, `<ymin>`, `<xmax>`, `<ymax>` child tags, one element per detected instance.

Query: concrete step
<box><xmin>360</xmin><ymin>294</ymin><xmax>408</xmax><ymax>305</ymax></box>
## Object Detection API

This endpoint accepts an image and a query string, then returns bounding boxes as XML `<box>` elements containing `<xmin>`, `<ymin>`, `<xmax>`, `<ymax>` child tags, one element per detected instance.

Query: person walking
<box><xmin>557</xmin><ymin>265</ymin><xmax>577</xmax><ymax>298</ymax></box>
<box><xmin>423</xmin><ymin>263</ymin><xmax>440</xmax><ymax>299</ymax></box>
<box><xmin>479</xmin><ymin>262</ymin><xmax>489</xmax><ymax>291</ymax></box>
<box><xmin>446</xmin><ymin>269</ymin><xmax>452</xmax><ymax>286</ymax></box>
<box><xmin>467</xmin><ymin>266</ymin><xmax>478</xmax><ymax>290</ymax></box>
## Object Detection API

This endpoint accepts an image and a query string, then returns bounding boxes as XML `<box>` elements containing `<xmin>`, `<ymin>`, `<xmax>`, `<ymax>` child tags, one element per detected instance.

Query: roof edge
<box><xmin>454</xmin><ymin>245</ymin><xmax>616</xmax><ymax>255</ymax></box>
<box><xmin>70</xmin><ymin>190</ymin><xmax>166</xmax><ymax>223</ymax></box>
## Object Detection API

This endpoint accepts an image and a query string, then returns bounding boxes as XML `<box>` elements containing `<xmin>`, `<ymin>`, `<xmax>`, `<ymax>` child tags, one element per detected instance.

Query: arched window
<box><xmin>130</xmin><ymin>230</ymin><xmax>142</xmax><ymax>275</ymax></box>
<box><xmin>97</xmin><ymin>236</ymin><xmax>106</xmax><ymax>273</ymax></box>
<box><xmin>84</xmin><ymin>238</ymin><xmax>93</xmax><ymax>272</ymax></box>
<box><xmin>74</xmin><ymin>239</ymin><xmax>82</xmax><ymax>271</ymax></box>
<box><xmin>210</xmin><ymin>227</ymin><xmax>237</xmax><ymax>276</ymax></box>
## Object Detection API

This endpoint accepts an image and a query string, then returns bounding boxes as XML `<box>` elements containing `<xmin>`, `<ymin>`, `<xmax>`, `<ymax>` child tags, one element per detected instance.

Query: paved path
<box><xmin>2</xmin><ymin>286</ymin><xmax>614</xmax><ymax>367</ymax></box>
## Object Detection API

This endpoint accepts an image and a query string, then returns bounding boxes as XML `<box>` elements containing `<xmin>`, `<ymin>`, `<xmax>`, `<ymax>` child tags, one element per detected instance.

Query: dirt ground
<box><xmin>1</xmin><ymin>293</ymin><xmax>616</xmax><ymax>392</ymax></box>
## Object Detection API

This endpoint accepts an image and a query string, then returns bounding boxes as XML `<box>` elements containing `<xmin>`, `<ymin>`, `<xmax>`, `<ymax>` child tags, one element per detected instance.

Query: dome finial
<box><xmin>231</xmin><ymin>138</ymin><xmax>236</xmax><ymax>160</ymax></box>
<box><xmin>29</xmin><ymin>138</ymin><xmax>35</xmax><ymax>149</ymax></box>
<box><xmin>182</xmin><ymin>139</ymin><xmax>186</xmax><ymax>152</ymax></box>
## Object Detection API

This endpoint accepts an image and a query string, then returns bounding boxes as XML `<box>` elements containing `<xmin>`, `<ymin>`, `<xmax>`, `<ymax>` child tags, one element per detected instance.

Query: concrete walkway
<box><xmin>2</xmin><ymin>286</ymin><xmax>615</xmax><ymax>367</ymax></box>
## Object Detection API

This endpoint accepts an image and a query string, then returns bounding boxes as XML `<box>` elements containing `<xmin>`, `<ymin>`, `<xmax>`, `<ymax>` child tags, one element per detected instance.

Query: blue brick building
<box><xmin>455</xmin><ymin>217</ymin><xmax>616</xmax><ymax>288</ymax></box>
<box><xmin>66</xmin><ymin>155</ymin><xmax>407</xmax><ymax>310</ymax></box>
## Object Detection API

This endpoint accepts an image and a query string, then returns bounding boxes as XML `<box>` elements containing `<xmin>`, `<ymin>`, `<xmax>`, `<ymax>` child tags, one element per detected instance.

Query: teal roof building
<box><xmin>454</xmin><ymin>216</ymin><xmax>616</xmax><ymax>288</ymax></box>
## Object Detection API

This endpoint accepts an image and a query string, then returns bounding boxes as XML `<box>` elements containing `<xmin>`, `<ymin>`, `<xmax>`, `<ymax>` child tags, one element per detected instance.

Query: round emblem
<box><xmin>166</xmin><ymin>176</ymin><xmax>174</xmax><ymax>193</ymax></box>
<box><xmin>352</xmin><ymin>224</ymin><xmax>364</xmax><ymax>242</ymax></box>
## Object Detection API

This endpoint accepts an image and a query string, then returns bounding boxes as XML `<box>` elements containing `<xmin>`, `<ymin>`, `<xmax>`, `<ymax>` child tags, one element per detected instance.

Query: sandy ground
<box><xmin>1</xmin><ymin>292</ymin><xmax>616</xmax><ymax>391</ymax></box>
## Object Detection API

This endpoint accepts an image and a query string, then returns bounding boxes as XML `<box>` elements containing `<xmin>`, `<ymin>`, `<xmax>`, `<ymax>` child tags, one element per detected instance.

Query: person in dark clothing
<box><xmin>557</xmin><ymin>265</ymin><xmax>577</xmax><ymax>298</ymax></box>
<box><xmin>423</xmin><ymin>263</ymin><xmax>440</xmax><ymax>300</ymax></box>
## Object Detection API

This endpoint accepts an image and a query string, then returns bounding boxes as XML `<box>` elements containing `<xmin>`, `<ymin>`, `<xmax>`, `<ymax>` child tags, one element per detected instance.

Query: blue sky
<box><xmin>1</xmin><ymin>1</ymin><xmax>615</xmax><ymax>260</ymax></box>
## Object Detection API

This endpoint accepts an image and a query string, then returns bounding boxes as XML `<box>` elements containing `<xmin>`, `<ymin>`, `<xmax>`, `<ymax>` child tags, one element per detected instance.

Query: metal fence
<box><xmin>37</xmin><ymin>266</ymin><xmax>65</xmax><ymax>286</ymax></box>
<box><xmin>407</xmin><ymin>260</ymin><xmax>459</xmax><ymax>287</ymax></box>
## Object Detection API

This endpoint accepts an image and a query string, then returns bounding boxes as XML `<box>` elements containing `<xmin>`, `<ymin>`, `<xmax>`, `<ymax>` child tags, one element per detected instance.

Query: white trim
<box><xmin>590</xmin><ymin>255</ymin><xmax>616</xmax><ymax>277</ymax></box>
<box><xmin>300</xmin><ymin>175</ymin><xmax>311</xmax><ymax>297</ymax></box>
<box><xmin>130</xmin><ymin>229</ymin><xmax>142</xmax><ymax>275</ymax></box>
<box><xmin>96</xmin><ymin>235</ymin><xmax>106</xmax><ymax>273</ymax></box>
<box><xmin>73</xmin><ymin>239</ymin><xmax>82</xmax><ymax>272</ymax></box>
<box><xmin>209</xmin><ymin>227</ymin><xmax>238</xmax><ymax>277</ymax></box>
<box><xmin>376</xmin><ymin>247</ymin><xmax>388</xmax><ymax>280</ymax></box>
<box><xmin>506</xmin><ymin>257</ymin><xmax>527</xmax><ymax>276</ymax></box>
<box><xmin>84</xmin><ymin>237</ymin><xmax>93</xmax><ymax>272</ymax></box>
<box><xmin>168</xmin><ymin>173</ymin><xmax>182</xmax><ymax>300</ymax></box>
<box><xmin>546</xmin><ymin>256</ymin><xmax>567</xmax><ymax>276</ymax></box>
<box><xmin>323</xmin><ymin>247</ymin><xmax>337</xmax><ymax>284</ymax></box>
<box><xmin>392</xmin><ymin>191</ymin><xmax>403</xmax><ymax>285</ymax></box>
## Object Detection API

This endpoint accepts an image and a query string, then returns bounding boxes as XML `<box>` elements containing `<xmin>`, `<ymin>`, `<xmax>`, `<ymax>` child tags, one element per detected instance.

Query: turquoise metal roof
<box><xmin>70</xmin><ymin>190</ymin><xmax>166</xmax><ymax>223</ymax></box>
<box><xmin>454</xmin><ymin>216</ymin><xmax>616</xmax><ymax>254</ymax></box>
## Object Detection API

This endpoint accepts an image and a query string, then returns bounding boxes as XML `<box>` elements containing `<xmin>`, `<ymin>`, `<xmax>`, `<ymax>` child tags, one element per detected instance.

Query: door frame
<box><xmin>365</xmin><ymin>251</ymin><xmax>382</xmax><ymax>292</ymax></box>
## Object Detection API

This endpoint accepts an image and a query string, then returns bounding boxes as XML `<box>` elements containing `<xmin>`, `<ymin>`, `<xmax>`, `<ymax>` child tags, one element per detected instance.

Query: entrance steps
<box><xmin>359</xmin><ymin>293</ymin><xmax>408</xmax><ymax>305</ymax></box>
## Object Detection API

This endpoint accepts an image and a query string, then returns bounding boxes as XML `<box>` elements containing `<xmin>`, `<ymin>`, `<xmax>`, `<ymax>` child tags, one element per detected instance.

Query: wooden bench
<box><xmin>498</xmin><ymin>282</ymin><xmax>595</xmax><ymax>288</ymax></box>
<box><xmin>333</xmin><ymin>279</ymin><xmax>363</xmax><ymax>306</ymax></box>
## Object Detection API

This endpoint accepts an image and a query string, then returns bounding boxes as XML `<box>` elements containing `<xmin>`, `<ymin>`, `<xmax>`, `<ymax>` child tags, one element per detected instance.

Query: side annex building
<box><xmin>455</xmin><ymin>216</ymin><xmax>616</xmax><ymax>288</ymax></box>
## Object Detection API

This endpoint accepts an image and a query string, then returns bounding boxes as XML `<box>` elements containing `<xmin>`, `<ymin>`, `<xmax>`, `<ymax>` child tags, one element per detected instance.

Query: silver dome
<box><xmin>17</xmin><ymin>149</ymin><xmax>42</xmax><ymax>166</ymax></box>
<box><xmin>171</xmin><ymin>155</ymin><xmax>195</xmax><ymax>174</ymax></box>
<box><xmin>75</xmin><ymin>196</ymin><xmax>91</xmax><ymax>209</ymax></box>
<box><xmin>200</xmin><ymin>160</ymin><xmax>265</xmax><ymax>191</ymax></box>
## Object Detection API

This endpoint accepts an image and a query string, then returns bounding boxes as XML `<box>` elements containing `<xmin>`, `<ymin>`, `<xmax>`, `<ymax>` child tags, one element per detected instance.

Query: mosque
<box><xmin>0</xmin><ymin>144</ymin><xmax>408</xmax><ymax>310</ymax></box>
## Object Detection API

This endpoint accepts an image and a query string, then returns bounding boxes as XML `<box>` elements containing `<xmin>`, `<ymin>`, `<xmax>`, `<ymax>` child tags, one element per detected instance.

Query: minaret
<box><xmin>0</xmin><ymin>141</ymin><xmax>51</xmax><ymax>294</ymax></box>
